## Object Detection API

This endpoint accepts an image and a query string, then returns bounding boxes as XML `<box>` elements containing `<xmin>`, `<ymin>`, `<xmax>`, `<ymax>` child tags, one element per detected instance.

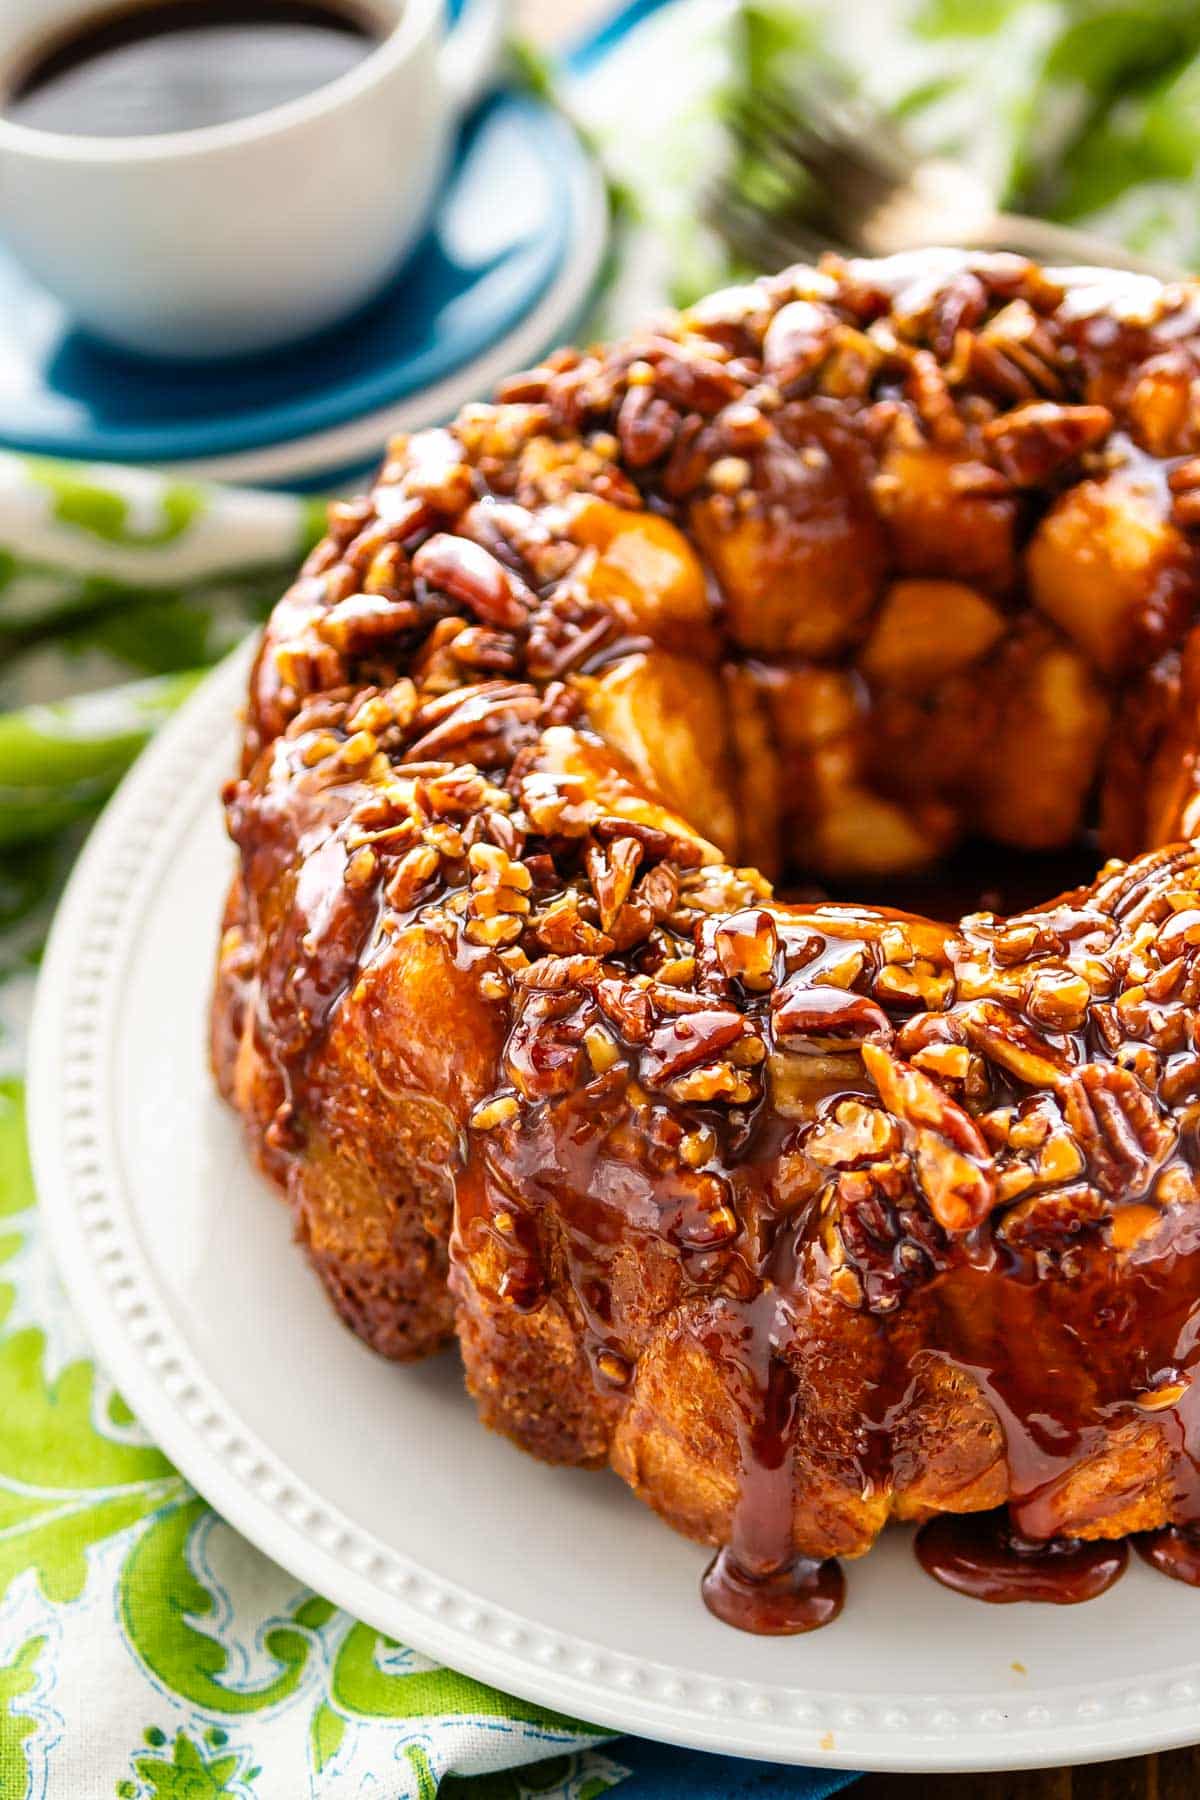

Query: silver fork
<box><xmin>708</xmin><ymin>82</ymin><xmax>1185</xmax><ymax>281</ymax></box>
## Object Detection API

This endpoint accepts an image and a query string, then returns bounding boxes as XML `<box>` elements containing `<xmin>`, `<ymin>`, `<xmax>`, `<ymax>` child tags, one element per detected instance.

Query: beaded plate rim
<box><xmin>26</xmin><ymin>641</ymin><xmax>1200</xmax><ymax>1772</ymax></box>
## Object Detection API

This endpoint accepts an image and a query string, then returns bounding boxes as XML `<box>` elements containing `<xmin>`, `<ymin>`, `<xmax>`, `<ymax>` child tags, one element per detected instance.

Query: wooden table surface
<box><xmin>515</xmin><ymin>0</ymin><xmax>1198</xmax><ymax>1791</ymax></box>
<box><xmin>856</xmin><ymin>1752</ymin><xmax>1200</xmax><ymax>1798</ymax></box>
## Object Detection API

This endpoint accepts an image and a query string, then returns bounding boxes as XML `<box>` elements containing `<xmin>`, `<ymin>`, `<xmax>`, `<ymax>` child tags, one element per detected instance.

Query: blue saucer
<box><xmin>0</xmin><ymin>92</ymin><xmax>580</xmax><ymax>467</ymax></box>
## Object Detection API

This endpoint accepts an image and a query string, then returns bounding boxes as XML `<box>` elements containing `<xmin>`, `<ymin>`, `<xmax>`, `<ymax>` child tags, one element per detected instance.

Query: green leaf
<box><xmin>403</xmin><ymin>1744</ymin><xmax>439</xmax><ymax>1800</ymax></box>
<box><xmin>0</xmin><ymin>1329</ymin><xmax>173</xmax><ymax>1492</ymax></box>
<box><xmin>0</xmin><ymin>1323</ymin><xmax>183</xmax><ymax>1605</ymax></box>
<box><xmin>308</xmin><ymin>1700</ymin><xmax>346</xmax><ymax>1776</ymax></box>
<box><xmin>120</xmin><ymin>1499</ymin><xmax>315</xmax><ymax>1714</ymax></box>
<box><xmin>0</xmin><ymin>1634</ymin><xmax>46</xmax><ymax>1793</ymax></box>
<box><xmin>291</xmin><ymin>1593</ymin><xmax>336</xmax><ymax>1632</ymax></box>
<box><xmin>912</xmin><ymin>0</ymin><xmax>1022</xmax><ymax>36</ymax></box>
<box><xmin>0</xmin><ymin>1086</ymin><xmax>183</xmax><ymax>1606</ymax></box>
<box><xmin>129</xmin><ymin>1727</ymin><xmax>258</xmax><ymax>1799</ymax></box>
<box><xmin>27</xmin><ymin>462</ymin><xmax>206</xmax><ymax>549</ymax></box>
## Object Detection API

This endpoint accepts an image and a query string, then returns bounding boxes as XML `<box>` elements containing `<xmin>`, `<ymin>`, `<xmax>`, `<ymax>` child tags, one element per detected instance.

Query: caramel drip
<box><xmin>915</xmin><ymin>1510</ymin><xmax>1129</xmax><ymax>1605</ymax></box>
<box><xmin>1137</xmin><ymin>1526</ymin><xmax>1200</xmax><ymax>1585</ymax></box>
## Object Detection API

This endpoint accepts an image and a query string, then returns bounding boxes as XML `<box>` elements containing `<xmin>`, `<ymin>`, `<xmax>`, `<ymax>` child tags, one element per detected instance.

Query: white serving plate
<box><xmin>28</xmin><ymin>642</ymin><xmax>1200</xmax><ymax>1773</ymax></box>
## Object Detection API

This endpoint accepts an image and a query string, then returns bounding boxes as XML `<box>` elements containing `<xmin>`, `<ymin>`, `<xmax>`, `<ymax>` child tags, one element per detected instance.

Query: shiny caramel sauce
<box><xmin>218</xmin><ymin>256</ymin><xmax>1200</xmax><ymax>1635</ymax></box>
<box><xmin>1136</xmin><ymin>1525</ymin><xmax>1200</xmax><ymax>1586</ymax></box>
<box><xmin>915</xmin><ymin>1509</ymin><xmax>1129</xmax><ymax>1604</ymax></box>
<box><xmin>698</xmin><ymin>1285</ymin><xmax>847</xmax><ymax>1632</ymax></box>
<box><xmin>702</xmin><ymin>1546</ymin><xmax>845</xmax><ymax>1634</ymax></box>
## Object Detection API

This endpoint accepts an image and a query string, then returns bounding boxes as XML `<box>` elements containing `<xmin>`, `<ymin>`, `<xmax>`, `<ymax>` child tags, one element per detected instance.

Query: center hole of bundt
<box><xmin>643</xmin><ymin>427</ymin><xmax>1192</xmax><ymax>912</ymax></box>
<box><xmin>794</xmin><ymin>837</ymin><xmax>1103</xmax><ymax>925</ymax></box>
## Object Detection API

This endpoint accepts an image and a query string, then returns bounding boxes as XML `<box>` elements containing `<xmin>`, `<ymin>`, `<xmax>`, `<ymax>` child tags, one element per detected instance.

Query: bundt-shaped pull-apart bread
<box><xmin>215</xmin><ymin>252</ymin><xmax>1200</xmax><ymax>1626</ymax></box>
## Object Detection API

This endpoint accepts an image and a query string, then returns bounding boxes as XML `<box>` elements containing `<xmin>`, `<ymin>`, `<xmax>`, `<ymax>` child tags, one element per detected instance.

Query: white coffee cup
<box><xmin>0</xmin><ymin>0</ymin><xmax>508</xmax><ymax>359</ymax></box>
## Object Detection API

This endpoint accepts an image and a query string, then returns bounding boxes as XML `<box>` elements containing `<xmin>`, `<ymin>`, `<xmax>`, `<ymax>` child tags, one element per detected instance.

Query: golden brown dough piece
<box><xmin>214</xmin><ymin>251</ymin><xmax>1200</xmax><ymax>1601</ymax></box>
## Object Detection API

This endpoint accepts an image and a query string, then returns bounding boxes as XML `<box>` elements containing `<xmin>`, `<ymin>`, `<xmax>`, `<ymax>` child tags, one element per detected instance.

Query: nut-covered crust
<box><xmin>214</xmin><ymin>251</ymin><xmax>1200</xmax><ymax>1581</ymax></box>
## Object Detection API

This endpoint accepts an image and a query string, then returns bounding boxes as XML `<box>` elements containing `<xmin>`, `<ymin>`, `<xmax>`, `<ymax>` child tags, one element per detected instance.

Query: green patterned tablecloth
<box><xmin>8</xmin><ymin>0</ymin><xmax>1200</xmax><ymax>1788</ymax></box>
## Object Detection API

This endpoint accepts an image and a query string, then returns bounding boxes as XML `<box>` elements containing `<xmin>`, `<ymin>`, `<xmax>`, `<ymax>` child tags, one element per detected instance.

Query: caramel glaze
<box><xmin>916</xmin><ymin>1509</ymin><xmax>1129</xmax><ymax>1604</ymax></box>
<box><xmin>214</xmin><ymin>252</ymin><xmax>1200</xmax><ymax>1632</ymax></box>
<box><xmin>1137</xmin><ymin>1525</ymin><xmax>1200</xmax><ymax>1585</ymax></box>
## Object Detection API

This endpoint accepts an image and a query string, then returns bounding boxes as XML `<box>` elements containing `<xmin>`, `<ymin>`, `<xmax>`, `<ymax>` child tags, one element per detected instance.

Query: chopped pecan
<box><xmin>405</xmin><ymin>681</ymin><xmax>542</xmax><ymax>766</ymax></box>
<box><xmin>637</xmin><ymin>861</ymin><xmax>681</xmax><ymax>921</ymax></box>
<box><xmin>1025</xmin><ymin>966</ymin><xmax>1092</xmax><ymax>1032</ymax></box>
<box><xmin>518</xmin><ymin>953</ymin><xmax>603</xmax><ymax>991</ymax></box>
<box><xmin>586</xmin><ymin>835</ymin><xmax>644</xmax><ymax>933</ymax></box>
<box><xmin>982</xmin><ymin>402</ymin><xmax>1112</xmax><ymax>485</ymax></box>
<box><xmin>384</xmin><ymin>842</ymin><xmax>440</xmax><ymax>909</ymax></box>
<box><xmin>594</xmin><ymin>977</ymin><xmax>654</xmax><ymax>1045</ymax></box>
<box><xmin>316</xmin><ymin>592</ymin><xmax>422</xmax><ymax>653</ymax></box>
<box><xmin>668</xmin><ymin>1062</ymin><xmax>756</xmax><ymax>1105</ymax></box>
<box><xmin>1157</xmin><ymin>907</ymin><xmax>1200</xmax><ymax>961</ymax></box>
<box><xmin>762</xmin><ymin>300</ymin><xmax>837</xmax><ymax>388</ymax></box>
<box><xmin>400</xmin><ymin>427</ymin><xmax>475</xmax><ymax>512</ymax></box>
<box><xmin>830</xmin><ymin>1156</ymin><xmax>946</xmax><ymax>1314</ymax></box>
<box><xmin>413</xmin><ymin>534</ymin><xmax>534</xmax><ymax>631</ymax></box>
<box><xmin>627</xmin><ymin>336</ymin><xmax>746</xmax><ymax>413</ymax></box>
<box><xmin>713</xmin><ymin>908</ymin><xmax>778</xmax><ymax>990</ymax></box>
<box><xmin>655</xmin><ymin>1167</ymin><xmax>741</xmax><ymax>1249</ymax></box>
<box><xmin>617</xmin><ymin>385</ymin><xmax>680</xmax><ymax>468</ymax></box>
<box><xmin>1061</xmin><ymin>1063</ymin><xmax>1177</xmax><ymax>1199</ymax></box>
<box><xmin>641</xmin><ymin>1008</ymin><xmax>747</xmax><ymax>1086</ymax></box>
<box><xmin>970</xmin><ymin>299</ymin><xmax>1063</xmax><ymax>400</ymax></box>
<box><xmin>862</xmin><ymin>1042</ymin><xmax>996</xmax><ymax>1233</ymax></box>
<box><xmin>504</xmin><ymin>990</ymin><xmax>589</xmax><ymax>1099</ymax></box>
<box><xmin>531</xmin><ymin>896</ymin><xmax>613</xmax><ymax>957</ymax></box>
<box><xmin>959</xmin><ymin>999</ymin><xmax>1075</xmax><ymax>1088</ymax></box>
<box><xmin>998</xmin><ymin>1181</ymin><xmax>1106</xmax><ymax>1249</ymax></box>
<box><xmin>805</xmin><ymin>1097</ymin><xmax>901</xmax><ymax>1168</ymax></box>
<box><xmin>772</xmin><ymin>981</ymin><xmax>891</xmax><ymax>1052</ymax></box>
<box><xmin>590</xmin><ymin>815</ymin><xmax>706</xmax><ymax>869</ymax></box>
<box><xmin>1168</xmin><ymin>457</ymin><xmax>1200</xmax><ymax>531</ymax></box>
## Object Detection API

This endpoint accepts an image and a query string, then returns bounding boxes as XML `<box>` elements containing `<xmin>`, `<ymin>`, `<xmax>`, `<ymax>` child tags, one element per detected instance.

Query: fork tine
<box><xmin>712</xmin><ymin>66</ymin><xmax>926</xmax><ymax>267</ymax></box>
<box><xmin>751</xmin><ymin>83</ymin><xmax>914</xmax><ymax>190</ymax></box>
<box><xmin>726</xmin><ymin>88</ymin><xmax>908</xmax><ymax>234</ymax></box>
<box><xmin>703</xmin><ymin>177</ymin><xmax>852</xmax><ymax>272</ymax></box>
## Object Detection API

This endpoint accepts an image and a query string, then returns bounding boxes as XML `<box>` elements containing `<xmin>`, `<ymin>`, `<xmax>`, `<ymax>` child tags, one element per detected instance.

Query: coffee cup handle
<box><xmin>439</xmin><ymin>0</ymin><xmax>511</xmax><ymax>113</ymax></box>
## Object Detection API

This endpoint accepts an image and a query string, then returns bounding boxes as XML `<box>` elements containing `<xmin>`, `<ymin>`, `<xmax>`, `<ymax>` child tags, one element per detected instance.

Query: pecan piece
<box><xmin>412</xmin><ymin>533</ymin><xmax>534</xmax><ymax>630</ymax></box>
<box><xmin>586</xmin><ymin>835</ymin><xmax>644</xmax><ymax>933</ymax></box>
<box><xmin>504</xmin><ymin>991</ymin><xmax>588</xmax><ymax>1099</ymax></box>
<box><xmin>982</xmin><ymin>402</ymin><xmax>1112</xmax><ymax>485</ymax></box>
<box><xmin>594</xmin><ymin>977</ymin><xmax>654</xmax><ymax>1045</ymax></box>
<box><xmin>631</xmin><ymin>337</ymin><xmax>745</xmax><ymax>412</ymax></box>
<box><xmin>404</xmin><ymin>681</ymin><xmax>542</xmax><ymax>765</ymax></box>
<box><xmin>998</xmin><ymin>1181</ymin><xmax>1106</xmax><ymax>1249</ymax></box>
<box><xmin>862</xmin><ymin>1042</ymin><xmax>996</xmax><ymax>1233</ymax></box>
<box><xmin>1061</xmin><ymin>1063</ymin><xmax>1177</xmax><ymax>1200</ymax></box>
<box><xmin>1168</xmin><ymin>458</ymin><xmax>1200</xmax><ymax>532</ymax></box>
<box><xmin>590</xmin><ymin>815</ymin><xmax>706</xmax><ymax>869</ymax></box>
<box><xmin>959</xmin><ymin>999</ymin><xmax>1074</xmax><ymax>1088</ymax></box>
<box><xmin>805</xmin><ymin>1097</ymin><xmax>901</xmax><ymax>1168</ymax></box>
<box><xmin>714</xmin><ymin>908</ymin><xmax>778</xmax><ymax>990</ymax></box>
<box><xmin>642</xmin><ymin>1008</ymin><xmax>747</xmax><ymax>1086</ymax></box>
<box><xmin>772</xmin><ymin>981</ymin><xmax>891</xmax><ymax>1052</ymax></box>
<box><xmin>616</xmin><ymin>385</ymin><xmax>680</xmax><ymax>468</ymax></box>
<box><xmin>762</xmin><ymin>299</ymin><xmax>836</xmax><ymax>388</ymax></box>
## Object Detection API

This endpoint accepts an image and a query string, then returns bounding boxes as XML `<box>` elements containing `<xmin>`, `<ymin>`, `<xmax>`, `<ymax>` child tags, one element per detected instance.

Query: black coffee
<box><xmin>5</xmin><ymin>0</ymin><xmax>384</xmax><ymax>138</ymax></box>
